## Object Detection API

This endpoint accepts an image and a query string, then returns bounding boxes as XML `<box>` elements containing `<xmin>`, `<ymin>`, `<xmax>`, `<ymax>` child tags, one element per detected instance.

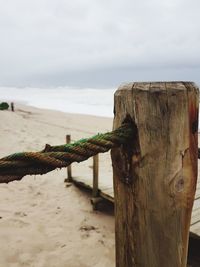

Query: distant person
<box><xmin>11</xmin><ymin>102</ymin><xmax>14</xmax><ymax>112</ymax></box>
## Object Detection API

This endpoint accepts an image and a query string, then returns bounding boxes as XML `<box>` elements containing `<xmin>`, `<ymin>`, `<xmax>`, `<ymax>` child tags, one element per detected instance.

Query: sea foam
<box><xmin>0</xmin><ymin>87</ymin><xmax>115</xmax><ymax>117</ymax></box>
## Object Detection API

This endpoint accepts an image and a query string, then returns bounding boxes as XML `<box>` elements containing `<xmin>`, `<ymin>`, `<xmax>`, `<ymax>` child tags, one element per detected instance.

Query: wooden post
<box><xmin>91</xmin><ymin>154</ymin><xmax>102</xmax><ymax>210</ymax></box>
<box><xmin>111</xmin><ymin>82</ymin><xmax>199</xmax><ymax>267</ymax></box>
<box><xmin>66</xmin><ymin>134</ymin><xmax>72</xmax><ymax>182</ymax></box>
<box><xmin>92</xmin><ymin>154</ymin><xmax>99</xmax><ymax>198</ymax></box>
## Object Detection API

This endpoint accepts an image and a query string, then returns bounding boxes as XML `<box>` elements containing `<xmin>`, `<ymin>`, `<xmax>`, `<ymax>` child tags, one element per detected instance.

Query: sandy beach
<box><xmin>0</xmin><ymin>104</ymin><xmax>115</xmax><ymax>267</ymax></box>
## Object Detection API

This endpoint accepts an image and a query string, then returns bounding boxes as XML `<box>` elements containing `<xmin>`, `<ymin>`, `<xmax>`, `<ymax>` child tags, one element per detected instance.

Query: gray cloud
<box><xmin>0</xmin><ymin>0</ymin><xmax>200</xmax><ymax>87</ymax></box>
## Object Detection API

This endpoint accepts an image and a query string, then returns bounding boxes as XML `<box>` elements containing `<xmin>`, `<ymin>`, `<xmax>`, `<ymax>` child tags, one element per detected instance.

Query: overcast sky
<box><xmin>0</xmin><ymin>0</ymin><xmax>200</xmax><ymax>88</ymax></box>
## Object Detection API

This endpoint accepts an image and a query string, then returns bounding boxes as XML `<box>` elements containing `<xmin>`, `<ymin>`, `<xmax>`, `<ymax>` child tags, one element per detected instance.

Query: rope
<box><xmin>0</xmin><ymin>123</ymin><xmax>135</xmax><ymax>183</ymax></box>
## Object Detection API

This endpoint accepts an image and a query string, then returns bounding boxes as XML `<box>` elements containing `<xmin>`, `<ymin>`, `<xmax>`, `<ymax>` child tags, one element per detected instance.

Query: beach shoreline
<box><xmin>0</xmin><ymin>86</ymin><xmax>115</xmax><ymax>118</ymax></box>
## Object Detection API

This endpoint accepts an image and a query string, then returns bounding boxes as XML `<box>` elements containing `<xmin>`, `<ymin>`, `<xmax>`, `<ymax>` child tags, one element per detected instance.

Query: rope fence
<box><xmin>0</xmin><ymin>121</ymin><xmax>199</xmax><ymax>184</ymax></box>
<box><xmin>0</xmin><ymin>83</ymin><xmax>199</xmax><ymax>266</ymax></box>
<box><xmin>0</xmin><ymin>123</ymin><xmax>134</xmax><ymax>183</ymax></box>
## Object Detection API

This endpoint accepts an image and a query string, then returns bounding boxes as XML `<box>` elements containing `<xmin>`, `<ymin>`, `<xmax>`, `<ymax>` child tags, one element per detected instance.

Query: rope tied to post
<box><xmin>0</xmin><ymin>123</ymin><xmax>135</xmax><ymax>183</ymax></box>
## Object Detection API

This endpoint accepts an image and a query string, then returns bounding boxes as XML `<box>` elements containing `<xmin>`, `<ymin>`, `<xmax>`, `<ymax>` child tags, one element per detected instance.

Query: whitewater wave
<box><xmin>0</xmin><ymin>86</ymin><xmax>116</xmax><ymax>117</ymax></box>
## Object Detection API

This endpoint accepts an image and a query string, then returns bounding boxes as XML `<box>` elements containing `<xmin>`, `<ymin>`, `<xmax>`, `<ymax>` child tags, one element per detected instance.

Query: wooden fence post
<box><xmin>92</xmin><ymin>154</ymin><xmax>99</xmax><ymax>198</ymax></box>
<box><xmin>111</xmin><ymin>82</ymin><xmax>199</xmax><ymax>267</ymax></box>
<box><xmin>91</xmin><ymin>154</ymin><xmax>103</xmax><ymax>210</ymax></box>
<box><xmin>66</xmin><ymin>134</ymin><xmax>72</xmax><ymax>182</ymax></box>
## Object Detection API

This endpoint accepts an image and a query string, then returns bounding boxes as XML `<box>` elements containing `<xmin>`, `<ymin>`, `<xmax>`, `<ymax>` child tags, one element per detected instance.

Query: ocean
<box><xmin>0</xmin><ymin>87</ymin><xmax>115</xmax><ymax>117</ymax></box>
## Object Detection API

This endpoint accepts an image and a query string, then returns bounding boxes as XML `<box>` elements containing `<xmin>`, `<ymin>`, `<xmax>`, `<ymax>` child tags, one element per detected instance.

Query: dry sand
<box><xmin>0</xmin><ymin>104</ymin><xmax>115</xmax><ymax>267</ymax></box>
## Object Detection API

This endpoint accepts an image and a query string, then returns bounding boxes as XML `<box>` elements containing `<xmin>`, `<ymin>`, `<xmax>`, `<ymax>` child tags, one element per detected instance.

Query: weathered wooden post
<box><xmin>111</xmin><ymin>82</ymin><xmax>199</xmax><ymax>267</ymax></box>
<box><xmin>92</xmin><ymin>154</ymin><xmax>99</xmax><ymax>198</ymax></box>
<box><xmin>91</xmin><ymin>154</ymin><xmax>103</xmax><ymax>210</ymax></box>
<box><xmin>66</xmin><ymin>134</ymin><xmax>72</xmax><ymax>182</ymax></box>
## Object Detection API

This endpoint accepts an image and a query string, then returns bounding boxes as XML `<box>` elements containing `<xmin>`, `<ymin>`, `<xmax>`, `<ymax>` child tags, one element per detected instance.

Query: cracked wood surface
<box><xmin>111</xmin><ymin>82</ymin><xmax>199</xmax><ymax>267</ymax></box>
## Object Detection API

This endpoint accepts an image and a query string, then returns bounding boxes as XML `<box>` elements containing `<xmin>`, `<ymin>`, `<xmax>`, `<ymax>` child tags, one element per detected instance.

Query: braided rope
<box><xmin>0</xmin><ymin>123</ymin><xmax>135</xmax><ymax>183</ymax></box>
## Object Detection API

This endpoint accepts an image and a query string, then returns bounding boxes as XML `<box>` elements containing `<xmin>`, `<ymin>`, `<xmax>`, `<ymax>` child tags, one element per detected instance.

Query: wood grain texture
<box><xmin>111</xmin><ymin>82</ymin><xmax>199</xmax><ymax>267</ymax></box>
